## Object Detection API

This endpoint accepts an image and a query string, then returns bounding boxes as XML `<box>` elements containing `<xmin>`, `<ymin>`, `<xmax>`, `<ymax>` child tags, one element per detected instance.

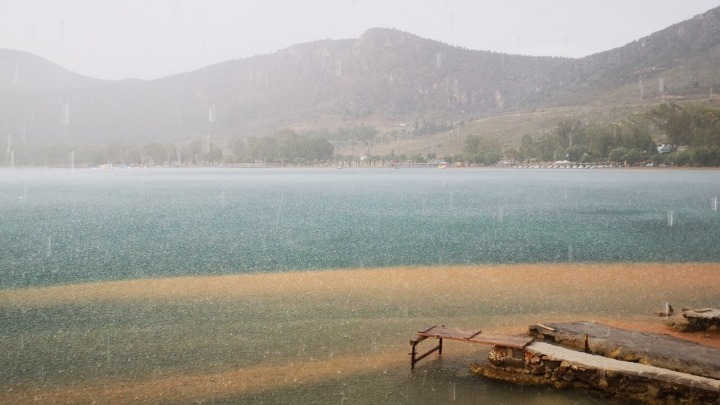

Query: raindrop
<box><xmin>208</xmin><ymin>105</ymin><xmax>216</xmax><ymax>123</ymax></box>
<box><xmin>46</xmin><ymin>235</ymin><xmax>52</xmax><ymax>258</ymax></box>
<box><xmin>62</xmin><ymin>102</ymin><xmax>70</xmax><ymax>126</ymax></box>
<box><xmin>203</xmin><ymin>134</ymin><xmax>211</xmax><ymax>153</ymax></box>
<box><xmin>568</xmin><ymin>245</ymin><xmax>573</xmax><ymax>262</ymax></box>
<box><xmin>713</xmin><ymin>196</ymin><xmax>717</xmax><ymax>212</ymax></box>
<box><xmin>667</xmin><ymin>210</ymin><xmax>674</xmax><ymax>227</ymax></box>
<box><xmin>70</xmin><ymin>150</ymin><xmax>75</xmax><ymax>171</ymax></box>
<box><xmin>335</xmin><ymin>60</ymin><xmax>342</xmax><ymax>77</ymax></box>
<box><xmin>498</xmin><ymin>207</ymin><xmax>504</xmax><ymax>222</ymax></box>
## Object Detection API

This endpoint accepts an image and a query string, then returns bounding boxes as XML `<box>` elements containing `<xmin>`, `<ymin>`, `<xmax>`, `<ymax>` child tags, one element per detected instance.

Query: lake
<box><xmin>1</xmin><ymin>167</ymin><xmax>719</xmax><ymax>288</ymax></box>
<box><xmin>1</xmin><ymin>167</ymin><xmax>719</xmax><ymax>405</ymax></box>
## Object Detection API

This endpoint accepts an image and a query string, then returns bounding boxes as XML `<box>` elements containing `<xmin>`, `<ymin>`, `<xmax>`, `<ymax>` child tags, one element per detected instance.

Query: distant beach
<box><xmin>1</xmin><ymin>263</ymin><xmax>718</xmax><ymax>405</ymax></box>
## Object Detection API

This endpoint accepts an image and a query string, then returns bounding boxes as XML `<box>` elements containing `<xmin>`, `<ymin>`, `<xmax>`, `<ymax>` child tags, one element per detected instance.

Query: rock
<box><xmin>531</xmin><ymin>364</ymin><xmax>546</xmax><ymax>376</ymax></box>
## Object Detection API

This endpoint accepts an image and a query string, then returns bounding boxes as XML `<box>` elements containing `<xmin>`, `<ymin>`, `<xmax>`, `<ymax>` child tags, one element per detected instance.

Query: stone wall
<box><xmin>471</xmin><ymin>345</ymin><xmax>720</xmax><ymax>405</ymax></box>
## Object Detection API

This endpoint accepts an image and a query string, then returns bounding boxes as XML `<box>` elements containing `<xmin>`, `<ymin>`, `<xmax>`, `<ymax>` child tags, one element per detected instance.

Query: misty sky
<box><xmin>1</xmin><ymin>0</ymin><xmax>719</xmax><ymax>81</ymax></box>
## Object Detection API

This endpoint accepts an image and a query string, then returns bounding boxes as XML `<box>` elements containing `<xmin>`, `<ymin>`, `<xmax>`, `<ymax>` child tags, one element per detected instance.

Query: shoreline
<box><xmin>3</xmin><ymin>164</ymin><xmax>720</xmax><ymax>171</ymax></box>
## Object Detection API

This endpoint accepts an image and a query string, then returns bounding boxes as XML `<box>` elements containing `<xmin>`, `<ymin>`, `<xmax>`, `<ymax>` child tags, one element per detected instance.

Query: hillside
<box><xmin>0</xmin><ymin>5</ymin><xmax>719</xmax><ymax>153</ymax></box>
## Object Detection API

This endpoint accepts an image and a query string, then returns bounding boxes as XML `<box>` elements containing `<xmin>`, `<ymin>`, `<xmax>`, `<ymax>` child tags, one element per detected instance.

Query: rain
<box><xmin>1</xmin><ymin>1</ymin><xmax>720</xmax><ymax>405</ymax></box>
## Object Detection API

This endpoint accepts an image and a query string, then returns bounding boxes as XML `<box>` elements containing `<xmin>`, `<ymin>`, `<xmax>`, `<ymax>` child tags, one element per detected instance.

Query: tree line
<box><xmin>463</xmin><ymin>103</ymin><xmax>720</xmax><ymax>166</ymax></box>
<box><xmin>2</xmin><ymin>128</ymin><xmax>334</xmax><ymax>167</ymax></box>
<box><xmin>4</xmin><ymin>103</ymin><xmax>719</xmax><ymax>167</ymax></box>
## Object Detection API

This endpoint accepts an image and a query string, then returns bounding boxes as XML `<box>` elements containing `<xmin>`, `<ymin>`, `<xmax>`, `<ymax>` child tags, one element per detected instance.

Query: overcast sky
<box><xmin>1</xmin><ymin>0</ymin><xmax>718</xmax><ymax>80</ymax></box>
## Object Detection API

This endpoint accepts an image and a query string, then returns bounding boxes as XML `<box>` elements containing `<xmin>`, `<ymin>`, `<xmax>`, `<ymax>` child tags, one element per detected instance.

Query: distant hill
<box><xmin>1</xmin><ymin>6</ymin><xmax>719</xmax><ymax>148</ymax></box>
<box><xmin>0</xmin><ymin>49</ymin><xmax>107</xmax><ymax>91</ymax></box>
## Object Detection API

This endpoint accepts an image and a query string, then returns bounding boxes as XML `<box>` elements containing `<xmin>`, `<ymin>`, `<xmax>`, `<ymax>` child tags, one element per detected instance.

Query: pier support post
<box><xmin>410</xmin><ymin>336</ymin><xmax>442</xmax><ymax>369</ymax></box>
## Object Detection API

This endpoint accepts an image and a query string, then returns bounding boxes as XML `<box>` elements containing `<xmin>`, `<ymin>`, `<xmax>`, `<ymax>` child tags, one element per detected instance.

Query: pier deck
<box><xmin>410</xmin><ymin>325</ymin><xmax>533</xmax><ymax>369</ymax></box>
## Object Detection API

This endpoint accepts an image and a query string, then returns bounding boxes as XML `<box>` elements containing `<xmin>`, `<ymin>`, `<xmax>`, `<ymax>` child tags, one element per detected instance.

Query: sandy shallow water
<box><xmin>1</xmin><ymin>263</ymin><xmax>718</xmax><ymax>404</ymax></box>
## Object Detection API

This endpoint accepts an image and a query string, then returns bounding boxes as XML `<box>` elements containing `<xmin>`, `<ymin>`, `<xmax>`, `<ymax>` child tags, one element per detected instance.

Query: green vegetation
<box><xmin>463</xmin><ymin>136</ymin><xmax>503</xmax><ymax>165</ymax></box>
<box><xmin>2</xmin><ymin>128</ymin><xmax>335</xmax><ymax>167</ymax></box>
<box><xmin>3</xmin><ymin>104</ymin><xmax>720</xmax><ymax>168</ymax></box>
<box><xmin>648</xmin><ymin>103</ymin><xmax>720</xmax><ymax>166</ymax></box>
<box><xmin>517</xmin><ymin>116</ymin><xmax>656</xmax><ymax>164</ymax></box>
<box><xmin>456</xmin><ymin>102</ymin><xmax>720</xmax><ymax>167</ymax></box>
<box><xmin>244</xmin><ymin>129</ymin><xmax>334</xmax><ymax>164</ymax></box>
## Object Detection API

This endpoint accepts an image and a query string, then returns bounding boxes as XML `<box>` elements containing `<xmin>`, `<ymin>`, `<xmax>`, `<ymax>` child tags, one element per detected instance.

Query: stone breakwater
<box><xmin>471</xmin><ymin>322</ymin><xmax>720</xmax><ymax>405</ymax></box>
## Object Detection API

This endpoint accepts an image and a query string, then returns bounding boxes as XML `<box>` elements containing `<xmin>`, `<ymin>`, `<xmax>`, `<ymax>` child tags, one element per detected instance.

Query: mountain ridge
<box><xmin>1</xmin><ymin>6</ymin><xmax>719</xmax><ymax>148</ymax></box>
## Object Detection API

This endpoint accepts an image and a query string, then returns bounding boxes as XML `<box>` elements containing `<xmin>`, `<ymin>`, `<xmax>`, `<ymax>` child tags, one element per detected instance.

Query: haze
<box><xmin>2</xmin><ymin>0</ymin><xmax>718</xmax><ymax>80</ymax></box>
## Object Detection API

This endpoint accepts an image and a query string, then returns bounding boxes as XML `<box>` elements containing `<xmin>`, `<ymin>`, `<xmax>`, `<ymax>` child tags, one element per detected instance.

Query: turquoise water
<box><xmin>1</xmin><ymin>167</ymin><xmax>719</xmax><ymax>288</ymax></box>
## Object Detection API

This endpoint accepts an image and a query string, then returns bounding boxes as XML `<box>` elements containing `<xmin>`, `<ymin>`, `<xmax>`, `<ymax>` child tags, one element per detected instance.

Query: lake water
<box><xmin>1</xmin><ymin>167</ymin><xmax>719</xmax><ymax>288</ymax></box>
<box><xmin>1</xmin><ymin>167</ymin><xmax>719</xmax><ymax>405</ymax></box>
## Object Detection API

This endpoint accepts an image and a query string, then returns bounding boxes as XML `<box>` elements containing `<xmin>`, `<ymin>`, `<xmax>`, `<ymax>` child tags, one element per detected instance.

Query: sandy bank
<box><xmin>2</xmin><ymin>262</ymin><xmax>719</xmax><ymax>306</ymax></box>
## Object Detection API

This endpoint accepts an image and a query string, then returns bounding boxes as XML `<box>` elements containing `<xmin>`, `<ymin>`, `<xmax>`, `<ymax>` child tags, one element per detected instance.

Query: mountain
<box><xmin>0</xmin><ymin>49</ymin><xmax>107</xmax><ymax>91</ymax></box>
<box><xmin>564</xmin><ymin>5</ymin><xmax>720</xmax><ymax>103</ymax></box>
<box><xmin>1</xmin><ymin>6</ymin><xmax>719</xmax><ymax>148</ymax></box>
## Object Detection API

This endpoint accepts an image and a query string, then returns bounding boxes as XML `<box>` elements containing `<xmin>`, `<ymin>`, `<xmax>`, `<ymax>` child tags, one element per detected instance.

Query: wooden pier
<box><xmin>409</xmin><ymin>325</ymin><xmax>534</xmax><ymax>369</ymax></box>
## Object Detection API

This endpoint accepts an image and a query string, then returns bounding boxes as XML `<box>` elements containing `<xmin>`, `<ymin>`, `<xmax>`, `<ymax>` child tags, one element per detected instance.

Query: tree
<box><xmin>586</xmin><ymin>123</ymin><xmax>617</xmax><ymax>159</ymax></box>
<box><xmin>623</xmin><ymin>149</ymin><xmax>643</xmax><ymax>166</ymax></box>
<box><xmin>228</xmin><ymin>137</ymin><xmax>246</xmax><ymax>163</ymax></box>
<box><xmin>692</xmin><ymin>146</ymin><xmax>720</xmax><ymax>166</ymax></box>
<box><xmin>519</xmin><ymin>134</ymin><xmax>537</xmax><ymax>159</ymax></box>
<box><xmin>142</xmin><ymin>143</ymin><xmax>169</xmax><ymax>165</ymax></box>
<box><xmin>648</xmin><ymin>103</ymin><xmax>689</xmax><ymax>145</ymax></box>
<box><xmin>464</xmin><ymin>135</ymin><xmax>502</xmax><ymax>164</ymax></box>
<box><xmin>566</xmin><ymin>145</ymin><xmax>589</xmax><ymax>162</ymax></box>
<box><xmin>619</xmin><ymin>117</ymin><xmax>655</xmax><ymax>152</ymax></box>
<box><xmin>647</xmin><ymin>103</ymin><xmax>720</xmax><ymax>148</ymax></box>
<box><xmin>608</xmin><ymin>148</ymin><xmax>628</xmax><ymax>163</ymax></box>
<box><xmin>555</xmin><ymin>119</ymin><xmax>586</xmax><ymax>149</ymax></box>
